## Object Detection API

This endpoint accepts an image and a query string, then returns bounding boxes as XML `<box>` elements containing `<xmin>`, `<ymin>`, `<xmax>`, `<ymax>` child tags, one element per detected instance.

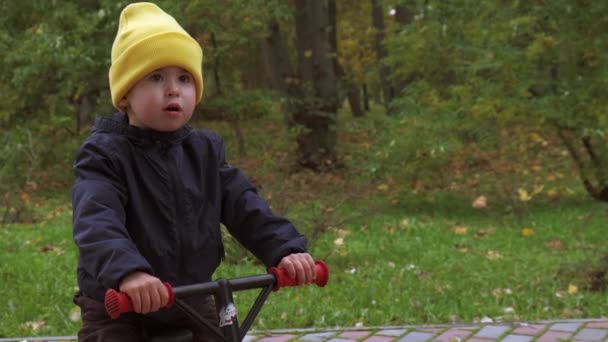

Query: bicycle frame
<box><xmin>105</xmin><ymin>260</ymin><xmax>329</xmax><ymax>342</ymax></box>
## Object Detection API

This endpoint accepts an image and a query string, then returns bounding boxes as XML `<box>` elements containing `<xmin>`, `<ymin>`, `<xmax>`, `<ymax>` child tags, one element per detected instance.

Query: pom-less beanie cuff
<box><xmin>110</xmin><ymin>31</ymin><xmax>204</xmax><ymax>108</ymax></box>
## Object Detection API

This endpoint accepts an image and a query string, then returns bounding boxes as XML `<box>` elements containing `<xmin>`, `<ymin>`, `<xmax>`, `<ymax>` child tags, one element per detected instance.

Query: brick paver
<box><xmin>536</xmin><ymin>330</ymin><xmax>573</xmax><ymax>342</ymax></box>
<box><xmin>550</xmin><ymin>322</ymin><xmax>583</xmax><ymax>332</ymax></box>
<box><xmin>572</xmin><ymin>328</ymin><xmax>608</xmax><ymax>341</ymax></box>
<box><xmin>511</xmin><ymin>323</ymin><xmax>547</xmax><ymax>336</ymax></box>
<box><xmin>2</xmin><ymin>318</ymin><xmax>608</xmax><ymax>342</ymax></box>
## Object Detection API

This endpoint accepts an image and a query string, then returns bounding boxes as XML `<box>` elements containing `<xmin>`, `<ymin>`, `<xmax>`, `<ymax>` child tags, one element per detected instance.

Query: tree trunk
<box><xmin>372</xmin><ymin>0</ymin><xmax>396</xmax><ymax>115</ymax></box>
<box><xmin>329</xmin><ymin>0</ymin><xmax>364</xmax><ymax>117</ymax></box>
<box><xmin>261</xmin><ymin>20</ymin><xmax>300</xmax><ymax>127</ymax></box>
<box><xmin>347</xmin><ymin>87</ymin><xmax>364</xmax><ymax>117</ymax></box>
<box><xmin>293</xmin><ymin>0</ymin><xmax>339</xmax><ymax>170</ymax></box>
<box><xmin>362</xmin><ymin>83</ymin><xmax>370</xmax><ymax>111</ymax></box>
<box><xmin>556</xmin><ymin>126</ymin><xmax>608</xmax><ymax>201</ymax></box>
<box><xmin>395</xmin><ymin>4</ymin><xmax>413</xmax><ymax>26</ymax></box>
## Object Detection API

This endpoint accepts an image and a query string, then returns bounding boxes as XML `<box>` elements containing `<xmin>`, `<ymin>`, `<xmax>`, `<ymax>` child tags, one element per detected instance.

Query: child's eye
<box><xmin>149</xmin><ymin>73</ymin><xmax>163</xmax><ymax>81</ymax></box>
<box><xmin>179</xmin><ymin>74</ymin><xmax>191</xmax><ymax>83</ymax></box>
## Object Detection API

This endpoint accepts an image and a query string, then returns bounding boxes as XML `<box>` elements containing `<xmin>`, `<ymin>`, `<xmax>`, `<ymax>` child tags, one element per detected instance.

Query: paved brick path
<box><xmin>2</xmin><ymin>319</ymin><xmax>608</xmax><ymax>342</ymax></box>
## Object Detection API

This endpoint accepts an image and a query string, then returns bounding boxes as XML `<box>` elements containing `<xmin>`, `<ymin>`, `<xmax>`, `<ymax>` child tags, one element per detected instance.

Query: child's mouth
<box><xmin>164</xmin><ymin>103</ymin><xmax>182</xmax><ymax>113</ymax></box>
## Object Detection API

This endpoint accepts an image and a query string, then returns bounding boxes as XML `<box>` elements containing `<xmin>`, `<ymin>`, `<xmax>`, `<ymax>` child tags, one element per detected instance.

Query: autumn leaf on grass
<box><xmin>452</xmin><ymin>225</ymin><xmax>468</xmax><ymax>235</ymax></box>
<box><xmin>377</xmin><ymin>184</ymin><xmax>389</xmax><ymax>191</ymax></box>
<box><xmin>521</xmin><ymin>227</ymin><xmax>536</xmax><ymax>237</ymax></box>
<box><xmin>332</xmin><ymin>227</ymin><xmax>351</xmax><ymax>238</ymax></box>
<box><xmin>40</xmin><ymin>243</ymin><xmax>65</xmax><ymax>256</ymax></box>
<box><xmin>475</xmin><ymin>227</ymin><xmax>497</xmax><ymax>238</ymax></box>
<box><xmin>20</xmin><ymin>191</ymin><xmax>30</xmax><ymax>205</ymax></box>
<box><xmin>546</xmin><ymin>189</ymin><xmax>559</xmax><ymax>200</ymax></box>
<box><xmin>545</xmin><ymin>239</ymin><xmax>563</xmax><ymax>251</ymax></box>
<box><xmin>454</xmin><ymin>244</ymin><xmax>470</xmax><ymax>253</ymax></box>
<box><xmin>567</xmin><ymin>284</ymin><xmax>578</xmax><ymax>294</ymax></box>
<box><xmin>21</xmin><ymin>320</ymin><xmax>46</xmax><ymax>331</ymax></box>
<box><xmin>518</xmin><ymin>188</ymin><xmax>532</xmax><ymax>202</ymax></box>
<box><xmin>70</xmin><ymin>306</ymin><xmax>81</xmax><ymax>322</ymax></box>
<box><xmin>472</xmin><ymin>195</ymin><xmax>487</xmax><ymax>209</ymax></box>
<box><xmin>485</xmin><ymin>250</ymin><xmax>502</xmax><ymax>260</ymax></box>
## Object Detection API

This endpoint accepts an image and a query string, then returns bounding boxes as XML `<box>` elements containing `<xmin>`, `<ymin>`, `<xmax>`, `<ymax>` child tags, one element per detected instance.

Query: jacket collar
<box><xmin>94</xmin><ymin>112</ymin><xmax>192</xmax><ymax>144</ymax></box>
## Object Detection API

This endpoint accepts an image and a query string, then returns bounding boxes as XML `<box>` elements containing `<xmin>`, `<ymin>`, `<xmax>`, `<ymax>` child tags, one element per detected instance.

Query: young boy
<box><xmin>71</xmin><ymin>3</ymin><xmax>316</xmax><ymax>341</ymax></box>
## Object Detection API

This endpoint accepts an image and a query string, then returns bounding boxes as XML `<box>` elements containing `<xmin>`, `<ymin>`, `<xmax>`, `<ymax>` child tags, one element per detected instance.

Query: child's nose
<box><xmin>166</xmin><ymin>78</ymin><xmax>179</xmax><ymax>96</ymax></box>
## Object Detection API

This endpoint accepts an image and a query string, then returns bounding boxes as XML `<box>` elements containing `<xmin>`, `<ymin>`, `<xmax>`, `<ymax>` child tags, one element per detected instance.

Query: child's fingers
<box><xmin>159</xmin><ymin>283</ymin><xmax>171</xmax><ymax>307</ymax></box>
<box><xmin>279</xmin><ymin>253</ymin><xmax>316</xmax><ymax>285</ymax></box>
<box><xmin>140</xmin><ymin>290</ymin><xmax>151</xmax><ymax>313</ymax></box>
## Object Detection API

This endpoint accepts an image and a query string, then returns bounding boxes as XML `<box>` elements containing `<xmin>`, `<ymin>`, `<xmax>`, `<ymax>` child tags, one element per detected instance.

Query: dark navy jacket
<box><xmin>72</xmin><ymin>113</ymin><xmax>307</xmax><ymax>303</ymax></box>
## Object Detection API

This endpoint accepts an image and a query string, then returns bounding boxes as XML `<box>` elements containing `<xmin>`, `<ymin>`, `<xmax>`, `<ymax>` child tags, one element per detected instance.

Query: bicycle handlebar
<box><xmin>104</xmin><ymin>260</ymin><xmax>329</xmax><ymax>319</ymax></box>
<box><xmin>268</xmin><ymin>260</ymin><xmax>329</xmax><ymax>290</ymax></box>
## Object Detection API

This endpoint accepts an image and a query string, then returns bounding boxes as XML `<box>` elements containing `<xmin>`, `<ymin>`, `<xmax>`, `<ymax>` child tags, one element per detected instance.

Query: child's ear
<box><xmin>118</xmin><ymin>97</ymin><xmax>129</xmax><ymax>111</ymax></box>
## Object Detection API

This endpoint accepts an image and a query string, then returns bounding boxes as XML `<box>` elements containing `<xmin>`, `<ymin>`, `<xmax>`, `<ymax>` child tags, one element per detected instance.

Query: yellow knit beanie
<box><xmin>109</xmin><ymin>2</ymin><xmax>204</xmax><ymax>109</ymax></box>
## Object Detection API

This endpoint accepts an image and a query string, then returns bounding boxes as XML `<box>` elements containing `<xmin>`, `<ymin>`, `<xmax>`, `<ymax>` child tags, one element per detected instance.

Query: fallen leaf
<box><xmin>472</xmin><ymin>195</ymin><xmax>487</xmax><ymax>209</ymax></box>
<box><xmin>567</xmin><ymin>284</ymin><xmax>578</xmax><ymax>294</ymax></box>
<box><xmin>485</xmin><ymin>250</ymin><xmax>502</xmax><ymax>260</ymax></box>
<box><xmin>453</xmin><ymin>225</ymin><xmax>468</xmax><ymax>235</ymax></box>
<box><xmin>454</xmin><ymin>244</ymin><xmax>470</xmax><ymax>253</ymax></box>
<box><xmin>480</xmin><ymin>316</ymin><xmax>493</xmax><ymax>323</ymax></box>
<box><xmin>69</xmin><ymin>306</ymin><xmax>81</xmax><ymax>322</ymax></box>
<box><xmin>546</xmin><ymin>189</ymin><xmax>559</xmax><ymax>200</ymax></box>
<box><xmin>377</xmin><ymin>184</ymin><xmax>389</xmax><ymax>191</ymax></box>
<box><xmin>518</xmin><ymin>188</ymin><xmax>532</xmax><ymax>201</ymax></box>
<box><xmin>40</xmin><ymin>244</ymin><xmax>65</xmax><ymax>256</ymax></box>
<box><xmin>20</xmin><ymin>191</ymin><xmax>30</xmax><ymax>205</ymax></box>
<box><xmin>521</xmin><ymin>227</ymin><xmax>536</xmax><ymax>237</ymax></box>
<box><xmin>333</xmin><ymin>228</ymin><xmax>351</xmax><ymax>238</ymax></box>
<box><xmin>21</xmin><ymin>320</ymin><xmax>46</xmax><ymax>331</ymax></box>
<box><xmin>475</xmin><ymin>228</ymin><xmax>497</xmax><ymax>238</ymax></box>
<box><xmin>545</xmin><ymin>239</ymin><xmax>562</xmax><ymax>250</ymax></box>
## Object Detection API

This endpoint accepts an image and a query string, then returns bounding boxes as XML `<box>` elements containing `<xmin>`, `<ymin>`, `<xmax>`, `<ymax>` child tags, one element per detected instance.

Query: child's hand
<box><xmin>118</xmin><ymin>271</ymin><xmax>170</xmax><ymax>314</ymax></box>
<box><xmin>277</xmin><ymin>253</ymin><xmax>316</xmax><ymax>285</ymax></box>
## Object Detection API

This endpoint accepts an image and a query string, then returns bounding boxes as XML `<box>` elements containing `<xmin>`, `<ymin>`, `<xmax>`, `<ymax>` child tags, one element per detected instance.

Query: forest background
<box><xmin>1</xmin><ymin>0</ymin><xmax>608</xmax><ymax>338</ymax></box>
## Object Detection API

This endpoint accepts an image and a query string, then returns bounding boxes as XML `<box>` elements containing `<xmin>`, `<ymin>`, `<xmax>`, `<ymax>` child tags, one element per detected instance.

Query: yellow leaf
<box><xmin>518</xmin><ymin>188</ymin><xmax>532</xmax><ymax>201</ymax></box>
<box><xmin>453</xmin><ymin>225</ymin><xmax>468</xmax><ymax>235</ymax></box>
<box><xmin>69</xmin><ymin>306</ymin><xmax>81</xmax><ymax>322</ymax></box>
<box><xmin>485</xmin><ymin>250</ymin><xmax>502</xmax><ymax>260</ymax></box>
<box><xmin>472</xmin><ymin>195</ymin><xmax>487</xmax><ymax>209</ymax></box>
<box><xmin>521</xmin><ymin>227</ymin><xmax>536</xmax><ymax>237</ymax></box>
<box><xmin>377</xmin><ymin>184</ymin><xmax>389</xmax><ymax>191</ymax></box>
<box><xmin>567</xmin><ymin>284</ymin><xmax>578</xmax><ymax>294</ymax></box>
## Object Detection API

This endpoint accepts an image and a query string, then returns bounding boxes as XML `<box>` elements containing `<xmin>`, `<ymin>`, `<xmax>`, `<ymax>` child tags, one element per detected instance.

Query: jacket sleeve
<box><xmin>209</xmin><ymin>133</ymin><xmax>308</xmax><ymax>267</ymax></box>
<box><xmin>72</xmin><ymin>138</ymin><xmax>153</xmax><ymax>290</ymax></box>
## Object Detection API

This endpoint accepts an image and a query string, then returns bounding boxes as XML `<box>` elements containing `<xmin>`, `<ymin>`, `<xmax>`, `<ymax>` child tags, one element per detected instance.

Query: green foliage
<box><xmin>382</xmin><ymin>1</ymin><xmax>608</xmax><ymax>198</ymax></box>
<box><xmin>0</xmin><ymin>1</ymin><xmax>289</xmax><ymax>209</ymax></box>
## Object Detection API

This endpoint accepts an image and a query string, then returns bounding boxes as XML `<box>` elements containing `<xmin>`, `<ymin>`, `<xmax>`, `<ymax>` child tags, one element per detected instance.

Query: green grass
<box><xmin>1</xmin><ymin>109</ymin><xmax>607</xmax><ymax>337</ymax></box>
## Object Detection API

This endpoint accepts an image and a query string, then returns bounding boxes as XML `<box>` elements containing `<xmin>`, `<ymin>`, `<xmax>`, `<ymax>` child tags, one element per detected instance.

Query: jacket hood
<box><xmin>94</xmin><ymin>112</ymin><xmax>192</xmax><ymax>145</ymax></box>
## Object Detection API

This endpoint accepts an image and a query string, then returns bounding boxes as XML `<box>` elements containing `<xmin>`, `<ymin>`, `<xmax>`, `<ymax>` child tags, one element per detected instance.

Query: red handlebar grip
<box><xmin>104</xmin><ymin>282</ymin><xmax>174</xmax><ymax>319</ymax></box>
<box><xmin>269</xmin><ymin>260</ymin><xmax>329</xmax><ymax>291</ymax></box>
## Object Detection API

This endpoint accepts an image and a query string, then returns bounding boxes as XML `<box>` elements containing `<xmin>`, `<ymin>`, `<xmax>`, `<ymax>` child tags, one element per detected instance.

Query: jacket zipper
<box><xmin>162</xmin><ymin>141</ymin><xmax>185</xmax><ymax>280</ymax></box>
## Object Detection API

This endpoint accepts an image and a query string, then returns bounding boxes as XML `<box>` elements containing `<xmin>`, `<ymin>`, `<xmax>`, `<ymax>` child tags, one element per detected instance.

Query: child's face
<box><xmin>120</xmin><ymin>66</ymin><xmax>197</xmax><ymax>132</ymax></box>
